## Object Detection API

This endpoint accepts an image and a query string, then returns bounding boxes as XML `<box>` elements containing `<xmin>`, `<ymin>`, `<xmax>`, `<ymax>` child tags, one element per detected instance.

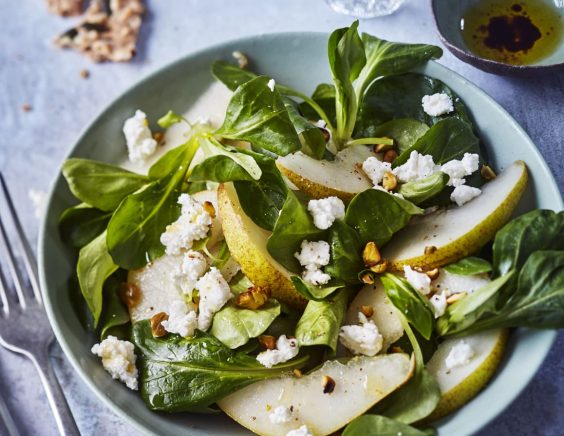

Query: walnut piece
<box><xmin>46</xmin><ymin>0</ymin><xmax>83</xmax><ymax>16</ymax></box>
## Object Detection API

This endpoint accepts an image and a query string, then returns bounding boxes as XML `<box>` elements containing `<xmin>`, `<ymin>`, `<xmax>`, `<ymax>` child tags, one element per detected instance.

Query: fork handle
<box><xmin>29</xmin><ymin>352</ymin><xmax>81</xmax><ymax>436</ymax></box>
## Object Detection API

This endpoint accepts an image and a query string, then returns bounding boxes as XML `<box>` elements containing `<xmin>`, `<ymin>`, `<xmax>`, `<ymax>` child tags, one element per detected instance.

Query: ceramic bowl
<box><xmin>431</xmin><ymin>0</ymin><xmax>564</xmax><ymax>76</ymax></box>
<box><xmin>39</xmin><ymin>32</ymin><xmax>563</xmax><ymax>435</ymax></box>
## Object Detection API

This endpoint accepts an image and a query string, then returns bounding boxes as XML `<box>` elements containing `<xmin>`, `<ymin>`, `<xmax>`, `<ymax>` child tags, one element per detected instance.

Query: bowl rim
<box><xmin>38</xmin><ymin>30</ymin><xmax>561</xmax><ymax>435</ymax></box>
<box><xmin>430</xmin><ymin>0</ymin><xmax>564</xmax><ymax>75</ymax></box>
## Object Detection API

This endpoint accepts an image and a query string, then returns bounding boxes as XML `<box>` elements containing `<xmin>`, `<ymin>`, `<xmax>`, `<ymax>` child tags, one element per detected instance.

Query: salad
<box><xmin>58</xmin><ymin>22</ymin><xmax>564</xmax><ymax>436</ymax></box>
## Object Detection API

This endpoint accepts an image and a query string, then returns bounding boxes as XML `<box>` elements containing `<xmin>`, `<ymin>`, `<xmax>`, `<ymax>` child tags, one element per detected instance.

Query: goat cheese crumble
<box><xmin>451</xmin><ymin>185</ymin><xmax>482</xmax><ymax>206</ymax></box>
<box><xmin>295</xmin><ymin>240</ymin><xmax>331</xmax><ymax>285</ymax></box>
<box><xmin>421</xmin><ymin>93</ymin><xmax>454</xmax><ymax>117</ymax></box>
<box><xmin>430</xmin><ymin>291</ymin><xmax>447</xmax><ymax>318</ymax></box>
<box><xmin>362</xmin><ymin>156</ymin><xmax>392</xmax><ymax>185</ymax></box>
<box><xmin>286</xmin><ymin>425</ymin><xmax>313</xmax><ymax>436</ymax></box>
<box><xmin>269</xmin><ymin>405</ymin><xmax>293</xmax><ymax>424</ymax></box>
<box><xmin>445</xmin><ymin>341</ymin><xmax>475</xmax><ymax>370</ymax></box>
<box><xmin>404</xmin><ymin>265</ymin><xmax>432</xmax><ymax>295</ymax></box>
<box><xmin>161</xmin><ymin>300</ymin><xmax>198</xmax><ymax>337</ymax></box>
<box><xmin>91</xmin><ymin>336</ymin><xmax>138</xmax><ymax>390</ymax></box>
<box><xmin>339</xmin><ymin>313</ymin><xmax>383</xmax><ymax>356</ymax></box>
<box><xmin>160</xmin><ymin>194</ymin><xmax>212</xmax><ymax>255</ymax></box>
<box><xmin>440</xmin><ymin>153</ymin><xmax>480</xmax><ymax>186</ymax></box>
<box><xmin>257</xmin><ymin>335</ymin><xmax>299</xmax><ymax>368</ymax></box>
<box><xmin>122</xmin><ymin>110</ymin><xmax>158</xmax><ymax>163</ymax></box>
<box><xmin>267</xmin><ymin>78</ymin><xmax>276</xmax><ymax>92</ymax></box>
<box><xmin>392</xmin><ymin>151</ymin><xmax>439</xmax><ymax>183</ymax></box>
<box><xmin>307</xmin><ymin>196</ymin><xmax>345</xmax><ymax>230</ymax></box>
<box><xmin>195</xmin><ymin>267</ymin><xmax>232</xmax><ymax>331</ymax></box>
<box><xmin>174</xmin><ymin>250</ymin><xmax>208</xmax><ymax>294</ymax></box>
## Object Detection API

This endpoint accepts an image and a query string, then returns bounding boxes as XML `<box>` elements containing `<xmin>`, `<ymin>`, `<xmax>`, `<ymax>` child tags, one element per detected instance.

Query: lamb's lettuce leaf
<box><xmin>291</xmin><ymin>277</ymin><xmax>344</xmax><ymax>301</ymax></box>
<box><xmin>370</xmin><ymin>118</ymin><xmax>430</xmax><ymax>154</ymax></box>
<box><xmin>283</xmin><ymin>98</ymin><xmax>326</xmax><ymax>159</ymax></box>
<box><xmin>324</xmin><ymin>220</ymin><xmax>364</xmax><ymax>283</ymax></box>
<box><xmin>59</xmin><ymin>203</ymin><xmax>111</xmax><ymax>249</ymax></box>
<box><xmin>99</xmin><ymin>271</ymin><xmax>130</xmax><ymax>340</ymax></box>
<box><xmin>443</xmin><ymin>257</ymin><xmax>493</xmax><ymax>276</ymax></box>
<box><xmin>189</xmin><ymin>155</ymin><xmax>254</xmax><ymax>183</ymax></box>
<box><xmin>343</xmin><ymin>415</ymin><xmax>435</xmax><ymax>436</ymax></box>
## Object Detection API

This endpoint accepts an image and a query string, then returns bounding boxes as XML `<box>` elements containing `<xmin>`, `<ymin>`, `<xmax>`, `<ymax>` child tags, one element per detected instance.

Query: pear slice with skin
<box><xmin>218</xmin><ymin>353</ymin><xmax>414</xmax><ymax>436</ymax></box>
<box><xmin>426</xmin><ymin>329</ymin><xmax>508</xmax><ymax>421</ymax></box>
<box><xmin>384</xmin><ymin>161</ymin><xmax>528</xmax><ymax>272</ymax></box>
<box><xmin>276</xmin><ymin>145</ymin><xmax>375</xmax><ymax>201</ymax></box>
<box><xmin>217</xmin><ymin>183</ymin><xmax>306</xmax><ymax>308</ymax></box>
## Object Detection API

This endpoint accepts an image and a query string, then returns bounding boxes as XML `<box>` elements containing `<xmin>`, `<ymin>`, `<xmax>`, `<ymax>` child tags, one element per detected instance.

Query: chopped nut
<box><xmin>152</xmin><ymin>131</ymin><xmax>165</xmax><ymax>145</ymax></box>
<box><xmin>79</xmin><ymin>69</ymin><xmax>90</xmax><ymax>78</ymax></box>
<box><xmin>150</xmin><ymin>312</ymin><xmax>169</xmax><ymax>337</ymax></box>
<box><xmin>119</xmin><ymin>282</ymin><xmax>141</xmax><ymax>307</ymax></box>
<box><xmin>266</xmin><ymin>404</ymin><xmax>272</xmax><ymax>411</ymax></box>
<box><xmin>390</xmin><ymin>346</ymin><xmax>405</xmax><ymax>354</ymax></box>
<box><xmin>258</xmin><ymin>335</ymin><xmax>277</xmax><ymax>350</ymax></box>
<box><xmin>232</xmin><ymin>50</ymin><xmax>248</xmax><ymax>68</ymax></box>
<box><xmin>21</xmin><ymin>104</ymin><xmax>32</xmax><ymax>112</ymax></box>
<box><xmin>46</xmin><ymin>0</ymin><xmax>84</xmax><ymax>16</ymax></box>
<box><xmin>322</xmin><ymin>375</ymin><xmax>336</xmax><ymax>394</ymax></box>
<box><xmin>319</xmin><ymin>127</ymin><xmax>331</xmax><ymax>142</ymax></box>
<box><xmin>370</xmin><ymin>259</ymin><xmax>389</xmax><ymax>274</ymax></box>
<box><xmin>382</xmin><ymin>171</ymin><xmax>398</xmax><ymax>191</ymax></box>
<box><xmin>361</xmin><ymin>273</ymin><xmax>375</xmax><ymax>284</ymax></box>
<box><xmin>293</xmin><ymin>368</ymin><xmax>303</xmax><ymax>378</ymax></box>
<box><xmin>383</xmin><ymin>149</ymin><xmax>398</xmax><ymax>163</ymax></box>
<box><xmin>426</xmin><ymin>268</ymin><xmax>440</xmax><ymax>280</ymax></box>
<box><xmin>481</xmin><ymin>164</ymin><xmax>497</xmax><ymax>180</ymax></box>
<box><xmin>363</xmin><ymin>242</ymin><xmax>382</xmax><ymax>267</ymax></box>
<box><xmin>235</xmin><ymin>286</ymin><xmax>270</xmax><ymax>310</ymax></box>
<box><xmin>446</xmin><ymin>292</ymin><xmax>467</xmax><ymax>304</ymax></box>
<box><xmin>203</xmin><ymin>201</ymin><xmax>216</xmax><ymax>218</ymax></box>
<box><xmin>373</xmin><ymin>137</ymin><xmax>394</xmax><ymax>153</ymax></box>
<box><xmin>424</xmin><ymin>245</ymin><xmax>437</xmax><ymax>255</ymax></box>
<box><xmin>360</xmin><ymin>305</ymin><xmax>374</xmax><ymax>318</ymax></box>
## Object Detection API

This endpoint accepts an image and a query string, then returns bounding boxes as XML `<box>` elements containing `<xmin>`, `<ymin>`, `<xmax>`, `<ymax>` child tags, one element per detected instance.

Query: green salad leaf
<box><xmin>59</xmin><ymin>203</ymin><xmax>111</xmax><ymax>249</ymax></box>
<box><xmin>283</xmin><ymin>97</ymin><xmax>326</xmax><ymax>159</ymax></box>
<box><xmin>443</xmin><ymin>256</ymin><xmax>493</xmax><ymax>276</ymax></box>
<box><xmin>199</xmin><ymin>136</ymin><xmax>262</xmax><ymax>180</ymax></box>
<box><xmin>189</xmin><ymin>155</ymin><xmax>254</xmax><ymax>183</ymax></box>
<box><xmin>345</xmin><ymin>189</ymin><xmax>423</xmax><ymax>247</ymax></box>
<box><xmin>398</xmin><ymin>172</ymin><xmax>449</xmax><ymax>206</ymax></box>
<box><xmin>216</xmin><ymin>76</ymin><xmax>301</xmax><ymax>156</ymax></box>
<box><xmin>132</xmin><ymin>320</ymin><xmax>308</xmax><ymax>412</ymax></box>
<box><xmin>77</xmin><ymin>231</ymin><xmax>118</xmax><ymax>326</ymax></box>
<box><xmin>290</xmin><ymin>277</ymin><xmax>344</xmax><ymax>301</ymax></box>
<box><xmin>343</xmin><ymin>415</ymin><xmax>435</xmax><ymax>436</ymax></box>
<box><xmin>325</xmin><ymin>220</ymin><xmax>364</xmax><ymax>283</ymax></box>
<box><xmin>99</xmin><ymin>272</ymin><xmax>130</xmax><ymax>340</ymax></box>
<box><xmin>62</xmin><ymin>158</ymin><xmax>148</xmax><ymax>212</ymax></box>
<box><xmin>298</xmin><ymin>83</ymin><xmax>337</xmax><ymax>127</ymax></box>
<box><xmin>157</xmin><ymin>110</ymin><xmax>186</xmax><ymax>128</ymax></box>
<box><xmin>210</xmin><ymin>300</ymin><xmax>281</xmax><ymax>349</ymax></box>
<box><xmin>211</xmin><ymin>60</ymin><xmax>257</xmax><ymax>91</ymax></box>
<box><xmin>370</xmin><ymin>118</ymin><xmax>430</xmax><ymax>153</ymax></box>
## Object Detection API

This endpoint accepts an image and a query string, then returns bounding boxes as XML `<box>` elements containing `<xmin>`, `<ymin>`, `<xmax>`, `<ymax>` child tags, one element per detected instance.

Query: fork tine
<box><xmin>0</xmin><ymin>265</ymin><xmax>12</xmax><ymax>314</ymax></box>
<box><xmin>0</xmin><ymin>216</ymin><xmax>27</xmax><ymax>309</ymax></box>
<box><xmin>0</xmin><ymin>173</ymin><xmax>41</xmax><ymax>302</ymax></box>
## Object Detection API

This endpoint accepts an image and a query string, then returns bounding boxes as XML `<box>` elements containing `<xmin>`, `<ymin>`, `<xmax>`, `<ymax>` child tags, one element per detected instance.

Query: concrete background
<box><xmin>0</xmin><ymin>0</ymin><xmax>562</xmax><ymax>435</ymax></box>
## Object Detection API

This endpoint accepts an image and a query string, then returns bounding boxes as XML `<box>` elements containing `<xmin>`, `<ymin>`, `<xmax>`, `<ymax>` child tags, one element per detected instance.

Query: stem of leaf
<box><xmin>347</xmin><ymin>137</ymin><xmax>394</xmax><ymax>147</ymax></box>
<box><xmin>278</xmin><ymin>86</ymin><xmax>335</xmax><ymax>132</ymax></box>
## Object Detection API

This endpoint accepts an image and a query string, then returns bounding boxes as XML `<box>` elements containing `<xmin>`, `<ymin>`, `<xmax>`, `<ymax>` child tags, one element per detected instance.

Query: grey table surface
<box><xmin>0</xmin><ymin>0</ymin><xmax>563</xmax><ymax>435</ymax></box>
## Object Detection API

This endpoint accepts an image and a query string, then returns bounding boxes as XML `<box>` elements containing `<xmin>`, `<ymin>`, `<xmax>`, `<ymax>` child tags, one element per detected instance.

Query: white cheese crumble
<box><xmin>307</xmin><ymin>196</ymin><xmax>345</xmax><ymax>230</ymax></box>
<box><xmin>122</xmin><ymin>110</ymin><xmax>158</xmax><ymax>163</ymax></box>
<box><xmin>160</xmin><ymin>194</ymin><xmax>212</xmax><ymax>255</ymax></box>
<box><xmin>392</xmin><ymin>151</ymin><xmax>439</xmax><ymax>183</ymax></box>
<box><xmin>161</xmin><ymin>300</ymin><xmax>198</xmax><ymax>337</ymax></box>
<box><xmin>195</xmin><ymin>267</ymin><xmax>232</xmax><ymax>331</ymax></box>
<box><xmin>269</xmin><ymin>405</ymin><xmax>293</xmax><ymax>424</ymax></box>
<box><xmin>267</xmin><ymin>78</ymin><xmax>276</xmax><ymax>92</ymax></box>
<box><xmin>28</xmin><ymin>189</ymin><xmax>47</xmax><ymax>219</ymax></box>
<box><xmin>257</xmin><ymin>335</ymin><xmax>299</xmax><ymax>368</ymax></box>
<box><xmin>286</xmin><ymin>426</ymin><xmax>313</xmax><ymax>436</ymax></box>
<box><xmin>421</xmin><ymin>93</ymin><xmax>454</xmax><ymax>117</ymax></box>
<box><xmin>451</xmin><ymin>185</ymin><xmax>482</xmax><ymax>207</ymax></box>
<box><xmin>339</xmin><ymin>313</ymin><xmax>383</xmax><ymax>356</ymax></box>
<box><xmin>294</xmin><ymin>240</ymin><xmax>331</xmax><ymax>286</ymax></box>
<box><xmin>404</xmin><ymin>265</ymin><xmax>432</xmax><ymax>295</ymax></box>
<box><xmin>430</xmin><ymin>292</ymin><xmax>447</xmax><ymax>318</ymax></box>
<box><xmin>440</xmin><ymin>153</ymin><xmax>480</xmax><ymax>186</ymax></box>
<box><xmin>91</xmin><ymin>336</ymin><xmax>138</xmax><ymax>390</ymax></box>
<box><xmin>362</xmin><ymin>156</ymin><xmax>392</xmax><ymax>185</ymax></box>
<box><xmin>445</xmin><ymin>341</ymin><xmax>475</xmax><ymax>370</ymax></box>
<box><xmin>175</xmin><ymin>250</ymin><xmax>208</xmax><ymax>294</ymax></box>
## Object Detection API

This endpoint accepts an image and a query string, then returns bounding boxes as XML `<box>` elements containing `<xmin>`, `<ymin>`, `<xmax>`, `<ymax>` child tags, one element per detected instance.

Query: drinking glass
<box><xmin>324</xmin><ymin>0</ymin><xmax>406</xmax><ymax>18</ymax></box>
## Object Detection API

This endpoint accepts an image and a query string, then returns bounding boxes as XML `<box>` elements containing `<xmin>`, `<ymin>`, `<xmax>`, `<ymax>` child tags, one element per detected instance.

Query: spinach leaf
<box><xmin>99</xmin><ymin>272</ymin><xmax>130</xmax><ymax>340</ymax></box>
<box><xmin>393</xmin><ymin>117</ymin><xmax>480</xmax><ymax>167</ymax></box>
<box><xmin>107</xmin><ymin>137</ymin><xmax>200</xmax><ymax>269</ymax></box>
<box><xmin>398</xmin><ymin>172</ymin><xmax>449</xmax><ymax>206</ymax></box>
<box><xmin>298</xmin><ymin>83</ymin><xmax>337</xmax><ymax>126</ymax></box>
<box><xmin>210</xmin><ymin>300</ymin><xmax>281</xmax><ymax>349</ymax></box>
<box><xmin>132</xmin><ymin>320</ymin><xmax>309</xmax><ymax>412</ymax></box>
<box><xmin>233</xmin><ymin>151</ymin><xmax>288</xmax><ymax>231</ymax></box>
<box><xmin>291</xmin><ymin>277</ymin><xmax>345</xmax><ymax>301</ymax></box>
<box><xmin>343</xmin><ymin>415</ymin><xmax>434</xmax><ymax>436</ymax></box>
<box><xmin>284</xmin><ymin>97</ymin><xmax>326</xmax><ymax>160</ymax></box>
<box><xmin>77</xmin><ymin>231</ymin><xmax>118</xmax><ymax>326</ymax></box>
<box><xmin>59</xmin><ymin>203</ymin><xmax>111</xmax><ymax>248</ymax></box>
<box><xmin>492</xmin><ymin>209</ymin><xmax>564</xmax><ymax>277</ymax></box>
<box><xmin>294</xmin><ymin>289</ymin><xmax>349</xmax><ymax>351</ymax></box>
<box><xmin>62</xmin><ymin>158</ymin><xmax>148</xmax><ymax>211</ymax></box>
<box><xmin>267</xmin><ymin>189</ymin><xmax>325</xmax><ymax>272</ymax></box>
<box><xmin>216</xmin><ymin>76</ymin><xmax>301</xmax><ymax>156</ymax></box>
<box><xmin>325</xmin><ymin>220</ymin><xmax>364</xmax><ymax>283</ymax></box>
<box><xmin>189</xmin><ymin>155</ymin><xmax>254</xmax><ymax>183</ymax></box>
<box><xmin>443</xmin><ymin>257</ymin><xmax>493</xmax><ymax>276</ymax></box>
<box><xmin>370</xmin><ymin>119</ymin><xmax>429</xmax><ymax>154</ymax></box>
<box><xmin>380</xmin><ymin>273</ymin><xmax>435</xmax><ymax>340</ymax></box>
<box><xmin>328</xmin><ymin>21</ymin><xmax>366</xmax><ymax>145</ymax></box>
<box><xmin>158</xmin><ymin>110</ymin><xmax>186</xmax><ymax>128</ymax></box>
<box><xmin>211</xmin><ymin>60</ymin><xmax>257</xmax><ymax>91</ymax></box>
<box><xmin>345</xmin><ymin>189</ymin><xmax>423</xmax><ymax>247</ymax></box>
<box><xmin>200</xmin><ymin>136</ymin><xmax>261</xmax><ymax>180</ymax></box>
<box><xmin>355</xmin><ymin>73</ymin><xmax>471</xmax><ymax>137</ymax></box>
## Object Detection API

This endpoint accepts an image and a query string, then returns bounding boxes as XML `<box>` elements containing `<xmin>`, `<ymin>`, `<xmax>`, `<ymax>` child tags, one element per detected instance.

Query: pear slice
<box><xmin>426</xmin><ymin>329</ymin><xmax>508</xmax><ymax>420</ymax></box>
<box><xmin>218</xmin><ymin>353</ymin><xmax>414</xmax><ymax>436</ymax></box>
<box><xmin>345</xmin><ymin>282</ymin><xmax>404</xmax><ymax>351</ymax></box>
<box><xmin>384</xmin><ymin>161</ymin><xmax>528</xmax><ymax>272</ymax></box>
<box><xmin>276</xmin><ymin>145</ymin><xmax>375</xmax><ymax>201</ymax></box>
<box><xmin>217</xmin><ymin>183</ymin><xmax>306</xmax><ymax>308</ymax></box>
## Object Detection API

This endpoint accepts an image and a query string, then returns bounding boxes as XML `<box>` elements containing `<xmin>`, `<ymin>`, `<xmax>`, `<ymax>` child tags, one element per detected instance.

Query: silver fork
<box><xmin>0</xmin><ymin>174</ymin><xmax>80</xmax><ymax>436</ymax></box>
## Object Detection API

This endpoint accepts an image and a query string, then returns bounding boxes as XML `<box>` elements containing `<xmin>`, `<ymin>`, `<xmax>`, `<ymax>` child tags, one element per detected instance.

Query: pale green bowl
<box><xmin>39</xmin><ymin>32</ymin><xmax>563</xmax><ymax>435</ymax></box>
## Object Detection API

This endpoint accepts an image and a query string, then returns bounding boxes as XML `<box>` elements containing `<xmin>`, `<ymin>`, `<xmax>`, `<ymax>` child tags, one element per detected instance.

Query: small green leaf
<box><xmin>211</xmin><ymin>60</ymin><xmax>257</xmax><ymax>91</ymax></box>
<box><xmin>443</xmin><ymin>257</ymin><xmax>493</xmax><ymax>276</ymax></box>
<box><xmin>343</xmin><ymin>415</ymin><xmax>435</xmax><ymax>436</ymax></box>
<box><xmin>59</xmin><ymin>203</ymin><xmax>111</xmax><ymax>248</ymax></box>
<box><xmin>157</xmin><ymin>110</ymin><xmax>185</xmax><ymax>128</ymax></box>
<box><xmin>398</xmin><ymin>172</ymin><xmax>449</xmax><ymax>205</ymax></box>
<box><xmin>324</xmin><ymin>220</ymin><xmax>364</xmax><ymax>283</ymax></box>
<box><xmin>370</xmin><ymin>118</ymin><xmax>430</xmax><ymax>153</ymax></box>
<box><xmin>199</xmin><ymin>136</ymin><xmax>262</xmax><ymax>180</ymax></box>
<box><xmin>99</xmin><ymin>272</ymin><xmax>130</xmax><ymax>340</ymax></box>
<box><xmin>291</xmin><ymin>276</ymin><xmax>345</xmax><ymax>301</ymax></box>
